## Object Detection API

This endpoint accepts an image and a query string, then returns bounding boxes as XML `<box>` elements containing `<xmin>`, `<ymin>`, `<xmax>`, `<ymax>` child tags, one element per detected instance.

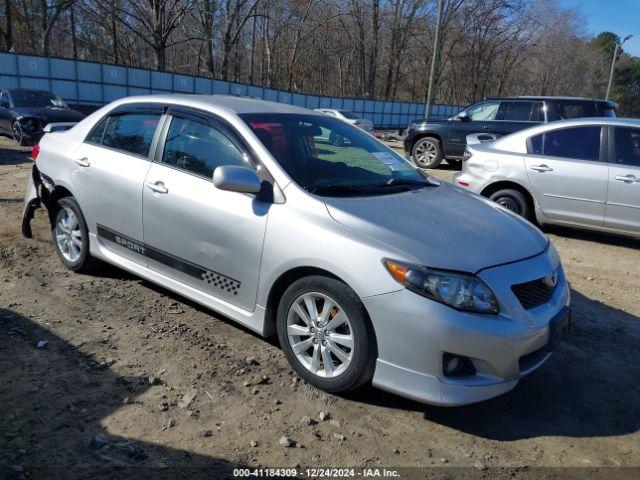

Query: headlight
<box><xmin>383</xmin><ymin>259</ymin><xmax>500</xmax><ymax>314</ymax></box>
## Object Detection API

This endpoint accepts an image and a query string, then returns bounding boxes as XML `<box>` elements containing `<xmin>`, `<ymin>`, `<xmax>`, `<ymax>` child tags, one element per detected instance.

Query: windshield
<box><xmin>339</xmin><ymin>111</ymin><xmax>359</xmax><ymax>120</ymax></box>
<box><xmin>241</xmin><ymin>113</ymin><xmax>430</xmax><ymax>196</ymax></box>
<box><xmin>11</xmin><ymin>91</ymin><xmax>67</xmax><ymax>108</ymax></box>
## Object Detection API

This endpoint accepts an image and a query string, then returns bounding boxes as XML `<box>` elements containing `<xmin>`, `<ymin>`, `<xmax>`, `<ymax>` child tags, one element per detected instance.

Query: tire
<box><xmin>411</xmin><ymin>136</ymin><xmax>443</xmax><ymax>168</ymax></box>
<box><xmin>329</xmin><ymin>132</ymin><xmax>345</xmax><ymax>147</ymax></box>
<box><xmin>12</xmin><ymin>121</ymin><xmax>28</xmax><ymax>146</ymax></box>
<box><xmin>51</xmin><ymin>197</ymin><xmax>96</xmax><ymax>272</ymax></box>
<box><xmin>276</xmin><ymin>275</ymin><xmax>376</xmax><ymax>393</ymax></box>
<box><xmin>488</xmin><ymin>189</ymin><xmax>530</xmax><ymax>219</ymax></box>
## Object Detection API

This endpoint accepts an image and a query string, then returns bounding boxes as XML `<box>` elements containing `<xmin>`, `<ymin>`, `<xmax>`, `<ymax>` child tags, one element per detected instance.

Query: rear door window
<box><xmin>612</xmin><ymin>127</ymin><xmax>640</xmax><ymax>167</ymax></box>
<box><xmin>101</xmin><ymin>113</ymin><xmax>161</xmax><ymax>157</ymax></box>
<box><xmin>529</xmin><ymin>126</ymin><xmax>602</xmax><ymax>161</ymax></box>
<box><xmin>501</xmin><ymin>101</ymin><xmax>535</xmax><ymax>121</ymax></box>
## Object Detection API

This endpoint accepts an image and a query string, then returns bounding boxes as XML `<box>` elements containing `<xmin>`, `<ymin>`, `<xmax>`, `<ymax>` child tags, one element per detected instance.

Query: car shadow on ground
<box><xmin>543</xmin><ymin>225</ymin><xmax>640</xmax><ymax>250</ymax></box>
<box><xmin>0</xmin><ymin>141</ymin><xmax>31</xmax><ymax>166</ymax></box>
<box><xmin>346</xmin><ymin>289</ymin><xmax>640</xmax><ymax>441</ymax></box>
<box><xmin>0</xmin><ymin>308</ymin><xmax>251</xmax><ymax>479</ymax></box>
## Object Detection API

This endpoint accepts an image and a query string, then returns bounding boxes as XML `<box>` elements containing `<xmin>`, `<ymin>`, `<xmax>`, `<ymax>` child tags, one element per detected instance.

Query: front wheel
<box><xmin>276</xmin><ymin>276</ymin><xmax>376</xmax><ymax>393</ymax></box>
<box><xmin>411</xmin><ymin>136</ymin><xmax>443</xmax><ymax>168</ymax></box>
<box><xmin>488</xmin><ymin>189</ymin><xmax>530</xmax><ymax>219</ymax></box>
<box><xmin>12</xmin><ymin>121</ymin><xmax>28</xmax><ymax>146</ymax></box>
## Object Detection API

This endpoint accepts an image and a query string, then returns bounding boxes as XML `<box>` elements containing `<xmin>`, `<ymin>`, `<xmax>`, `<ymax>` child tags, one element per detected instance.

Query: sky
<box><xmin>560</xmin><ymin>0</ymin><xmax>640</xmax><ymax>56</ymax></box>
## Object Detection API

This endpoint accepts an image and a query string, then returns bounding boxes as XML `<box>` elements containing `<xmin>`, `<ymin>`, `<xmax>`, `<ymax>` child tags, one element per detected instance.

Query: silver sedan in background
<box><xmin>23</xmin><ymin>95</ymin><xmax>569</xmax><ymax>406</ymax></box>
<box><xmin>455</xmin><ymin>118</ymin><xmax>640</xmax><ymax>239</ymax></box>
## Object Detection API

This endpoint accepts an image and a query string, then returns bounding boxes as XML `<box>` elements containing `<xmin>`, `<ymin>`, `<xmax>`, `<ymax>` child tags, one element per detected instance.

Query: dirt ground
<box><xmin>1</xmin><ymin>135</ymin><xmax>639</xmax><ymax>480</ymax></box>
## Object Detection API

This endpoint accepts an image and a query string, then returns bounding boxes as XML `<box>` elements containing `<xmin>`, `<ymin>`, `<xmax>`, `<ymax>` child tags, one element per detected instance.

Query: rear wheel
<box><xmin>51</xmin><ymin>197</ymin><xmax>95</xmax><ymax>272</ymax></box>
<box><xmin>411</xmin><ymin>136</ymin><xmax>442</xmax><ymax>168</ymax></box>
<box><xmin>276</xmin><ymin>276</ymin><xmax>376</xmax><ymax>393</ymax></box>
<box><xmin>489</xmin><ymin>189</ymin><xmax>530</xmax><ymax>219</ymax></box>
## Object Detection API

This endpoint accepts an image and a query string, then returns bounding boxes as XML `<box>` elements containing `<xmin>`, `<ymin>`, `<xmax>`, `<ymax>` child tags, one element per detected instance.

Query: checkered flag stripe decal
<box><xmin>201</xmin><ymin>270</ymin><xmax>241</xmax><ymax>295</ymax></box>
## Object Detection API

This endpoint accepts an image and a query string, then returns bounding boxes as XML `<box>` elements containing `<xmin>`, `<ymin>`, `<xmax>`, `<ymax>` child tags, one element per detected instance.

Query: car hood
<box><xmin>323</xmin><ymin>183</ymin><xmax>548</xmax><ymax>273</ymax></box>
<box><xmin>14</xmin><ymin>107</ymin><xmax>85</xmax><ymax>124</ymax></box>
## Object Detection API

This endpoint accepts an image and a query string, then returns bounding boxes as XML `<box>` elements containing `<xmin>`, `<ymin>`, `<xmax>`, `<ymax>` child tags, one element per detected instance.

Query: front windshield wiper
<box><xmin>304</xmin><ymin>184</ymin><xmax>375</xmax><ymax>196</ymax></box>
<box><xmin>364</xmin><ymin>178</ymin><xmax>440</xmax><ymax>190</ymax></box>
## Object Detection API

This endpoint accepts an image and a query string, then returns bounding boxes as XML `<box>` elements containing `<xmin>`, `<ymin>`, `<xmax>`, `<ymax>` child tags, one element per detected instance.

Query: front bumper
<box><xmin>363</xmin><ymin>249</ymin><xmax>570</xmax><ymax>406</ymax></box>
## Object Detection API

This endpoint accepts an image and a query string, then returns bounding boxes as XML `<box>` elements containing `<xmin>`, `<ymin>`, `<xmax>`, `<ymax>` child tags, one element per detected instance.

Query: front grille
<box><xmin>511</xmin><ymin>278</ymin><xmax>555</xmax><ymax>310</ymax></box>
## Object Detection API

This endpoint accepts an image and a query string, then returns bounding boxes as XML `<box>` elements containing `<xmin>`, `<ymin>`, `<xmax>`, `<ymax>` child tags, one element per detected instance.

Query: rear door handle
<box><xmin>530</xmin><ymin>164</ymin><xmax>553</xmax><ymax>172</ymax></box>
<box><xmin>74</xmin><ymin>157</ymin><xmax>90</xmax><ymax>167</ymax></box>
<box><xmin>615</xmin><ymin>174</ymin><xmax>638</xmax><ymax>183</ymax></box>
<box><xmin>145</xmin><ymin>181</ymin><xmax>168</xmax><ymax>194</ymax></box>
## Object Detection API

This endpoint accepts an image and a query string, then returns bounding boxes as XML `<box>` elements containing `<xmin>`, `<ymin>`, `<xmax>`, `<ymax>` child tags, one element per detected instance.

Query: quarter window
<box><xmin>612</xmin><ymin>127</ymin><xmax>640</xmax><ymax>167</ymax></box>
<box><xmin>528</xmin><ymin>126</ymin><xmax>601</xmax><ymax>161</ymax></box>
<box><xmin>101</xmin><ymin>113</ymin><xmax>160</xmax><ymax>157</ymax></box>
<box><xmin>161</xmin><ymin>117</ymin><xmax>249</xmax><ymax>178</ymax></box>
<box><xmin>86</xmin><ymin>117</ymin><xmax>108</xmax><ymax>144</ymax></box>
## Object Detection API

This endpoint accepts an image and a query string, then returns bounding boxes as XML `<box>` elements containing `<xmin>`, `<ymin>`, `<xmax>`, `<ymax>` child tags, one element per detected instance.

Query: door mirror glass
<box><xmin>213</xmin><ymin>165</ymin><xmax>261</xmax><ymax>194</ymax></box>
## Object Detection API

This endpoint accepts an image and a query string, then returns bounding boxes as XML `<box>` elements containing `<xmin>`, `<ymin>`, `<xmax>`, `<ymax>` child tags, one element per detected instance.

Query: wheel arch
<box><xmin>480</xmin><ymin>180</ymin><xmax>536</xmax><ymax>220</ymax></box>
<box><xmin>410</xmin><ymin>131</ymin><xmax>443</xmax><ymax>153</ymax></box>
<box><xmin>263</xmin><ymin>266</ymin><xmax>378</xmax><ymax>352</ymax></box>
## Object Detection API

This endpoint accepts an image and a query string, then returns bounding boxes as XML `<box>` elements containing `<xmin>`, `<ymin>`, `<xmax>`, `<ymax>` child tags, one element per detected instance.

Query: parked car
<box><xmin>454</xmin><ymin>118</ymin><xmax>640</xmax><ymax>239</ymax></box>
<box><xmin>314</xmin><ymin>108</ymin><xmax>374</xmax><ymax>133</ymax></box>
<box><xmin>0</xmin><ymin>88</ymin><xmax>85</xmax><ymax>145</ymax></box>
<box><xmin>23</xmin><ymin>95</ymin><xmax>570</xmax><ymax>406</ymax></box>
<box><xmin>404</xmin><ymin>96</ymin><xmax>618</xmax><ymax>169</ymax></box>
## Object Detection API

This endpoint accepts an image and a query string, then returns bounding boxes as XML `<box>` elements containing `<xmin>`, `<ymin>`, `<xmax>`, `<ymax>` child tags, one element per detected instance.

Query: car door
<box><xmin>485</xmin><ymin>100</ymin><xmax>542</xmax><ymax>136</ymax></box>
<box><xmin>604</xmin><ymin>125</ymin><xmax>640</xmax><ymax>234</ymax></box>
<box><xmin>449</xmin><ymin>100</ymin><xmax>501</xmax><ymax>155</ymax></box>
<box><xmin>70</xmin><ymin>104</ymin><xmax>164</xmax><ymax>265</ymax></box>
<box><xmin>524</xmin><ymin>125</ymin><xmax>608</xmax><ymax>227</ymax></box>
<box><xmin>142</xmin><ymin>107</ymin><xmax>269</xmax><ymax>311</ymax></box>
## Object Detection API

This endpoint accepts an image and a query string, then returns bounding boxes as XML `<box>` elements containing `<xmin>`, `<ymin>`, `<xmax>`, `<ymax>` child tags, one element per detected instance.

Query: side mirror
<box><xmin>213</xmin><ymin>165</ymin><xmax>261</xmax><ymax>194</ymax></box>
<box><xmin>457</xmin><ymin>111</ymin><xmax>471</xmax><ymax>122</ymax></box>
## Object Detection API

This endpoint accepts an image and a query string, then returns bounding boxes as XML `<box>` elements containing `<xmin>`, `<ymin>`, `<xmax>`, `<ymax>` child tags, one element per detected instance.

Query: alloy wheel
<box><xmin>55</xmin><ymin>208</ymin><xmax>83</xmax><ymax>262</ymax></box>
<box><xmin>286</xmin><ymin>292</ymin><xmax>354</xmax><ymax>378</ymax></box>
<box><xmin>12</xmin><ymin>122</ymin><xmax>23</xmax><ymax>145</ymax></box>
<box><xmin>414</xmin><ymin>140</ymin><xmax>437</xmax><ymax>167</ymax></box>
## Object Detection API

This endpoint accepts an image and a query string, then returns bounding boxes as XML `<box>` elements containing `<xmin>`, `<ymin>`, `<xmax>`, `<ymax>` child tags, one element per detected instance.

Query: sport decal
<box><xmin>96</xmin><ymin>224</ymin><xmax>241</xmax><ymax>295</ymax></box>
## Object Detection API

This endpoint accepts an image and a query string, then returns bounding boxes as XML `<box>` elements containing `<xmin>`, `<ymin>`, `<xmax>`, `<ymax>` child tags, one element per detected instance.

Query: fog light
<box><xmin>442</xmin><ymin>353</ymin><xmax>477</xmax><ymax>377</ymax></box>
<box><xmin>444</xmin><ymin>356</ymin><xmax>460</xmax><ymax>375</ymax></box>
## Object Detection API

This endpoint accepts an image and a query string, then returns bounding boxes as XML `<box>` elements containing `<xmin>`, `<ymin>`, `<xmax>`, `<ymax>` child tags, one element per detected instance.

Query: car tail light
<box><xmin>462</xmin><ymin>148</ymin><xmax>472</xmax><ymax>161</ymax></box>
<box><xmin>31</xmin><ymin>144</ymin><xmax>40</xmax><ymax>161</ymax></box>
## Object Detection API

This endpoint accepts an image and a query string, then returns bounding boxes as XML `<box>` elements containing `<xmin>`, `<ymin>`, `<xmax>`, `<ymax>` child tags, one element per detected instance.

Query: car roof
<box><xmin>113</xmin><ymin>94</ymin><xmax>313</xmax><ymax>115</ymax></box>
<box><xmin>482</xmin><ymin>95</ymin><xmax>615</xmax><ymax>104</ymax></box>
<box><xmin>6</xmin><ymin>88</ymin><xmax>53</xmax><ymax>94</ymax></box>
<box><xmin>475</xmin><ymin>117</ymin><xmax>640</xmax><ymax>153</ymax></box>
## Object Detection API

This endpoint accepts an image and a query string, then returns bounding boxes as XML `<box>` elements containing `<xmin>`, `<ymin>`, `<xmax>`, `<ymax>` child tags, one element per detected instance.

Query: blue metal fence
<box><xmin>0</xmin><ymin>52</ymin><xmax>462</xmax><ymax>128</ymax></box>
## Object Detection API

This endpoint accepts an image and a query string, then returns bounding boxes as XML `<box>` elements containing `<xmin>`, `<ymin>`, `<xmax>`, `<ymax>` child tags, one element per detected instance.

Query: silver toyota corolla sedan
<box><xmin>454</xmin><ymin>118</ymin><xmax>640</xmax><ymax>239</ymax></box>
<box><xmin>22</xmin><ymin>95</ymin><xmax>570</xmax><ymax>406</ymax></box>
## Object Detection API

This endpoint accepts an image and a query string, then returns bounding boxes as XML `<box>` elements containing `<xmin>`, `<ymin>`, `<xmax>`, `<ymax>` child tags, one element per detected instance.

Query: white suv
<box><xmin>314</xmin><ymin>109</ymin><xmax>374</xmax><ymax>133</ymax></box>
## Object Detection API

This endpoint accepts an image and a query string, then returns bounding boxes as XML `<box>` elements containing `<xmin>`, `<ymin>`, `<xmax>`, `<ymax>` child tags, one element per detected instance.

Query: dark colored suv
<box><xmin>403</xmin><ymin>96</ymin><xmax>617</xmax><ymax>168</ymax></box>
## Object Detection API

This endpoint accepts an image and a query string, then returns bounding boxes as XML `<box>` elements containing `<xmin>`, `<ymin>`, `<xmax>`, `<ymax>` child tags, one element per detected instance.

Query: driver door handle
<box><xmin>530</xmin><ymin>164</ymin><xmax>553</xmax><ymax>172</ymax></box>
<box><xmin>74</xmin><ymin>157</ymin><xmax>90</xmax><ymax>167</ymax></box>
<box><xmin>145</xmin><ymin>181</ymin><xmax>168</xmax><ymax>194</ymax></box>
<box><xmin>615</xmin><ymin>174</ymin><xmax>638</xmax><ymax>183</ymax></box>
